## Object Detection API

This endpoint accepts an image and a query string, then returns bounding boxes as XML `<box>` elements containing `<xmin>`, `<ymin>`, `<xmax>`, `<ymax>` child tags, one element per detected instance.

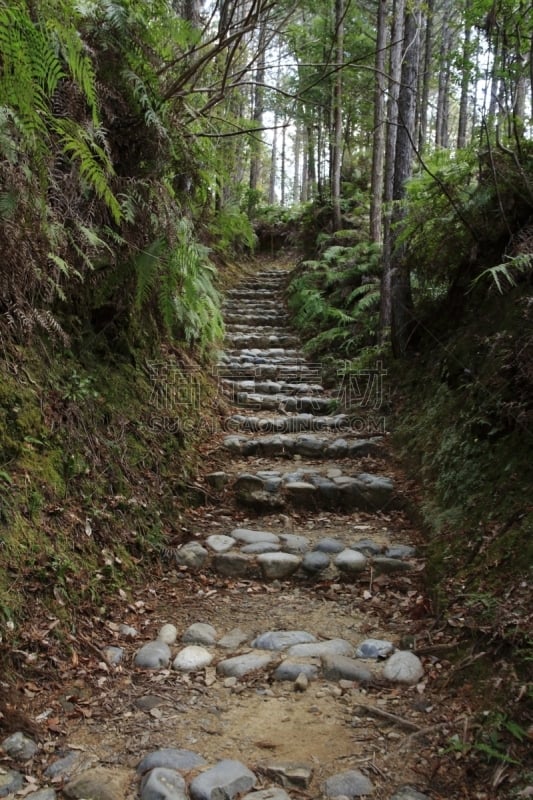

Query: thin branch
<box><xmin>185</xmin><ymin>122</ymin><xmax>290</xmax><ymax>139</ymax></box>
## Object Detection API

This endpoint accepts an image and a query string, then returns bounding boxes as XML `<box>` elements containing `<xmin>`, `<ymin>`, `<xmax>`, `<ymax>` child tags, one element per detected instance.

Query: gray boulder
<box><xmin>135</xmin><ymin>641</ymin><xmax>171</xmax><ymax>669</ymax></box>
<box><xmin>382</xmin><ymin>651</ymin><xmax>424</xmax><ymax>685</ymax></box>
<box><xmin>174</xmin><ymin>542</ymin><xmax>208</xmax><ymax>570</ymax></box>
<box><xmin>252</xmin><ymin>631</ymin><xmax>316</xmax><ymax>650</ymax></box>
<box><xmin>323</xmin><ymin>769</ymin><xmax>374</xmax><ymax>797</ymax></box>
<box><xmin>216</xmin><ymin>653</ymin><xmax>273</xmax><ymax>678</ymax></box>
<box><xmin>189</xmin><ymin>760</ymin><xmax>256</xmax><ymax>800</ymax></box>
<box><xmin>257</xmin><ymin>552</ymin><xmax>301</xmax><ymax>579</ymax></box>
<box><xmin>137</xmin><ymin>749</ymin><xmax>207</xmax><ymax>774</ymax></box>
<box><xmin>140</xmin><ymin>769</ymin><xmax>188</xmax><ymax>800</ymax></box>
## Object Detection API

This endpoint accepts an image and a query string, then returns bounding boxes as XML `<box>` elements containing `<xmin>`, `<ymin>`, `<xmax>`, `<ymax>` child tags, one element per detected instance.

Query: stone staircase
<box><xmin>217</xmin><ymin>269</ymin><xmax>397</xmax><ymax>514</ymax></box>
<box><xmin>177</xmin><ymin>268</ymin><xmax>418</xmax><ymax>586</ymax></box>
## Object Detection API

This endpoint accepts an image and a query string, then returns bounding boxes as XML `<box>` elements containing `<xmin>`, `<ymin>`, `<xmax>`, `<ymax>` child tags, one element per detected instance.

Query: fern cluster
<box><xmin>0</xmin><ymin>0</ymin><xmax>229</xmax><ymax>350</ymax></box>
<box><xmin>0</xmin><ymin>0</ymin><xmax>122</xmax><ymax>339</ymax></box>
<box><xmin>132</xmin><ymin>220</ymin><xmax>223</xmax><ymax>349</ymax></box>
<box><xmin>287</xmin><ymin>239</ymin><xmax>381</xmax><ymax>357</ymax></box>
<box><xmin>399</xmin><ymin>145</ymin><xmax>533</xmax><ymax>301</ymax></box>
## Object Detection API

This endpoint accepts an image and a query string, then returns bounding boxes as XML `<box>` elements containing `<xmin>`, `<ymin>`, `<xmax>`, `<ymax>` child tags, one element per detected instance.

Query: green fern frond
<box><xmin>58</xmin><ymin>29</ymin><xmax>100</xmax><ymax>125</ymax></box>
<box><xmin>133</xmin><ymin>238</ymin><xmax>165</xmax><ymax>309</ymax></box>
<box><xmin>472</xmin><ymin>254</ymin><xmax>533</xmax><ymax>294</ymax></box>
<box><xmin>0</xmin><ymin>190</ymin><xmax>18</xmax><ymax>218</ymax></box>
<box><xmin>122</xmin><ymin>69</ymin><xmax>168</xmax><ymax>138</ymax></box>
<box><xmin>354</xmin><ymin>289</ymin><xmax>381</xmax><ymax>311</ymax></box>
<box><xmin>322</xmin><ymin>245</ymin><xmax>349</xmax><ymax>264</ymax></box>
<box><xmin>77</xmin><ymin>223</ymin><xmax>114</xmax><ymax>254</ymax></box>
<box><xmin>55</xmin><ymin>119</ymin><xmax>121</xmax><ymax>222</ymax></box>
<box><xmin>48</xmin><ymin>252</ymin><xmax>71</xmax><ymax>277</ymax></box>
<box><xmin>99</xmin><ymin>0</ymin><xmax>130</xmax><ymax>33</ymax></box>
<box><xmin>346</xmin><ymin>282</ymin><xmax>381</xmax><ymax>305</ymax></box>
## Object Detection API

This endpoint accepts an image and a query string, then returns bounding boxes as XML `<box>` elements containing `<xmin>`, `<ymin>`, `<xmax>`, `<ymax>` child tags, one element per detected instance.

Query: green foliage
<box><xmin>398</xmin><ymin>149</ymin><xmax>480</xmax><ymax>287</ymax></box>
<box><xmin>132</xmin><ymin>219</ymin><xmax>223</xmax><ymax>348</ymax></box>
<box><xmin>446</xmin><ymin>712</ymin><xmax>527</xmax><ymax>767</ymax></box>
<box><xmin>472</xmin><ymin>253</ymin><xmax>533</xmax><ymax>294</ymax></box>
<box><xmin>287</xmin><ymin>240</ymin><xmax>381</xmax><ymax>357</ymax></box>
<box><xmin>62</xmin><ymin>370</ymin><xmax>100</xmax><ymax>402</ymax></box>
<box><xmin>398</xmin><ymin>144</ymin><xmax>533</xmax><ymax>312</ymax></box>
<box><xmin>392</xmin><ymin>283</ymin><xmax>533</xmax><ymax>600</ymax></box>
<box><xmin>208</xmin><ymin>204</ymin><xmax>257</xmax><ymax>256</ymax></box>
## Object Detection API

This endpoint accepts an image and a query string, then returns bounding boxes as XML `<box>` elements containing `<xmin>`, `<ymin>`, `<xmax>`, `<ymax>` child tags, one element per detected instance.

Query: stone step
<box><xmin>224</xmin><ymin>312</ymin><xmax>288</xmax><ymax>324</ymax></box>
<box><xmin>232</xmin><ymin>393</ymin><xmax>334</xmax><ymax>413</ymax></box>
<box><xmin>223</xmin><ymin>298</ymin><xmax>282</xmax><ymax>308</ymax></box>
<box><xmin>223</xmin><ymin>306</ymin><xmax>284</xmax><ymax>316</ymax></box>
<box><xmin>226</xmin><ymin>289</ymin><xmax>285</xmax><ymax>298</ymax></box>
<box><xmin>252</xmin><ymin>269</ymin><xmax>291</xmax><ymax>277</ymax></box>
<box><xmin>222</xmin><ymin>349</ymin><xmax>304</xmax><ymax>362</ymax></box>
<box><xmin>223</xmin><ymin>433</ymin><xmax>383</xmax><ymax>459</ymax></box>
<box><xmin>225</xmin><ymin>413</ymin><xmax>351</xmax><ymax>432</ymax></box>
<box><xmin>216</xmin><ymin>364</ymin><xmax>320</xmax><ymax>381</ymax></box>
<box><xmin>225</xmin><ymin>334</ymin><xmax>301</xmax><ymax>349</ymax></box>
<box><xmin>170</xmin><ymin>525</ymin><xmax>417</xmax><ymax>584</ymax></box>
<box><xmin>222</xmin><ymin>379</ymin><xmax>325</xmax><ymax>396</ymax></box>
<box><xmin>228</xmin><ymin>282</ymin><xmax>287</xmax><ymax>290</ymax></box>
<box><xmin>225</xmin><ymin>323</ymin><xmax>292</xmax><ymax>334</ymax></box>
<box><xmin>231</xmin><ymin>469</ymin><xmax>397</xmax><ymax>513</ymax></box>
<box><xmin>231</xmin><ymin>275</ymin><xmax>289</xmax><ymax>284</ymax></box>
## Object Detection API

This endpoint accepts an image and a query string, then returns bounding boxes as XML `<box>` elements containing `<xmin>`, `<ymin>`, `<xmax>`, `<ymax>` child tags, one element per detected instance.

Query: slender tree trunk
<box><xmin>248</xmin><ymin>20</ymin><xmax>267</xmax><ymax>208</ymax></box>
<box><xmin>530</xmin><ymin>33</ymin><xmax>533</xmax><ymax>121</ymax></box>
<box><xmin>293</xmin><ymin>124</ymin><xmax>301</xmax><ymax>204</ymax></box>
<box><xmin>306</xmin><ymin>124</ymin><xmax>317</xmax><ymax>200</ymax></box>
<box><xmin>316</xmin><ymin>117</ymin><xmax>324</xmax><ymax>202</ymax></box>
<box><xmin>370</xmin><ymin>0</ymin><xmax>388</xmax><ymax>243</ymax></box>
<box><xmin>269</xmin><ymin>112</ymin><xmax>278</xmax><ymax>204</ymax></box>
<box><xmin>281</xmin><ymin>120</ymin><xmax>287</xmax><ymax>206</ymax></box>
<box><xmin>435</xmin><ymin>3</ymin><xmax>452</xmax><ymax>148</ymax></box>
<box><xmin>183</xmin><ymin>0</ymin><xmax>201</xmax><ymax>26</ymax></box>
<box><xmin>332</xmin><ymin>0</ymin><xmax>344</xmax><ymax>231</ymax></box>
<box><xmin>301</xmin><ymin>125</ymin><xmax>309</xmax><ymax>202</ymax></box>
<box><xmin>488</xmin><ymin>33</ymin><xmax>501</xmax><ymax>123</ymax></box>
<box><xmin>390</xmin><ymin>2</ymin><xmax>421</xmax><ymax>357</ymax></box>
<box><xmin>457</xmin><ymin>2</ymin><xmax>472</xmax><ymax>148</ymax></box>
<box><xmin>379</xmin><ymin>0</ymin><xmax>405</xmax><ymax>339</ymax></box>
<box><xmin>418</xmin><ymin>0</ymin><xmax>434</xmax><ymax>152</ymax></box>
<box><xmin>513</xmin><ymin>74</ymin><xmax>527</xmax><ymax>139</ymax></box>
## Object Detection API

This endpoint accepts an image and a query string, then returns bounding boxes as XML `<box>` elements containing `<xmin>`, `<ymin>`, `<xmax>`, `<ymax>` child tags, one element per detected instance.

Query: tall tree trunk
<box><xmin>370</xmin><ymin>0</ymin><xmax>388</xmax><ymax>244</ymax></box>
<box><xmin>269</xmin><ymin>113</ymin><xmax>278</xmax><ymax>205</ymax></box>
<box><xmin>487</xmin><ymin>33</ymin><xmax>501</xmax><ymax>123</ymax></box>
<box><xmin>379</xmin><ymin>0</ymin><xmax>405</xmax><ymax>339</ymax></box>
<box><xmin>301</xmin><ymin>125</ymin><xmax>309</xmax><ymax>202</ymax></box>
<box><xmin>418</xmin><ymin>0</ymin><xmax>434</xmax><ymax>152</ymax></box>
<box><xmin>530</xmin><ymin>33</ymin><xmax>533</xmax><ymax>121</ymax></box>
<box><xmin>435</xmin><ymin>3</ymin><xmax>452</xmax><ymax>147</ymax></box>
<box><xmin>308</xmin><ymin>123</ymin><xmax>317</xmax><ymax>200</ymax></box>
<box><xmin>390</xmin><ymin>2</ymin><xmax>420</xmax><ymax>357</ymax></box>
<box><xmin>332</xmin><ymin>0</ymin><xmax>344</xmax><ymax>231</ymax></box>
<box><xmin>316</xmin><ymin>117</ymin><xmax>324</xmax><ymax>202</ymax></box>
<box><xmin>457</xmin><ymin>2</ymin><xmax>472</xmax><ymax>148</ymax></box>
<box><xmin>248</xmin><ymin>20</ymin><xmax>267</xmax><ymax>208</ymax></box>
<box><xmin>281</xmin><ymin>120</ymin><xmax>287</xmax><ymax>206</ymax></box>
<box><xmin>183</xmin><ymin>0</ymin><xmax>201</xmax><ymax>26</ymax></box>
<box><xmin>293</xmin><ymin>123</ymin><xmax>301</xmax><ymax>204</ymax></box>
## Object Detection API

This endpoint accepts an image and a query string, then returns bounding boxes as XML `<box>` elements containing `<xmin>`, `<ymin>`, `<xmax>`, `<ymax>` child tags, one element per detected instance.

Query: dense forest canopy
<box><xmin>0</xmin><ymin>0</ymin><xmax>531</xmax><ymax>354</ymax></box>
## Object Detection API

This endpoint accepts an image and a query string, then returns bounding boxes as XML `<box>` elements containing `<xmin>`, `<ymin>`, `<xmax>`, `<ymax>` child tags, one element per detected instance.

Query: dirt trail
<box><xmin>10</xmin><ymin>266</ymin><xmax>484</xmax><ymax>800</ymax></box>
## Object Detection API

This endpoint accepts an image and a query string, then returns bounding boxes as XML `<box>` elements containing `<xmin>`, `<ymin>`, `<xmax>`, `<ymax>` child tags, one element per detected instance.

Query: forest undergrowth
<box><xmin>283</xmin><ymin>149</ymin><xmax>533</xmax><ymax>775</ymax></box>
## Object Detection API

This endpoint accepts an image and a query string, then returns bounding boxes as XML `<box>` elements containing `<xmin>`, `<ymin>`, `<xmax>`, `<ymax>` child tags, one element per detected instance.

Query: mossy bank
<box><xmin>391</xmin><ymin>283</ymin><xmax>532</xmax><ymax>649</ymax></box>
<box><xmin>0</xmin><ymin>331</ymin><xmax>225</xmax><ymax>653</ymax></box>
